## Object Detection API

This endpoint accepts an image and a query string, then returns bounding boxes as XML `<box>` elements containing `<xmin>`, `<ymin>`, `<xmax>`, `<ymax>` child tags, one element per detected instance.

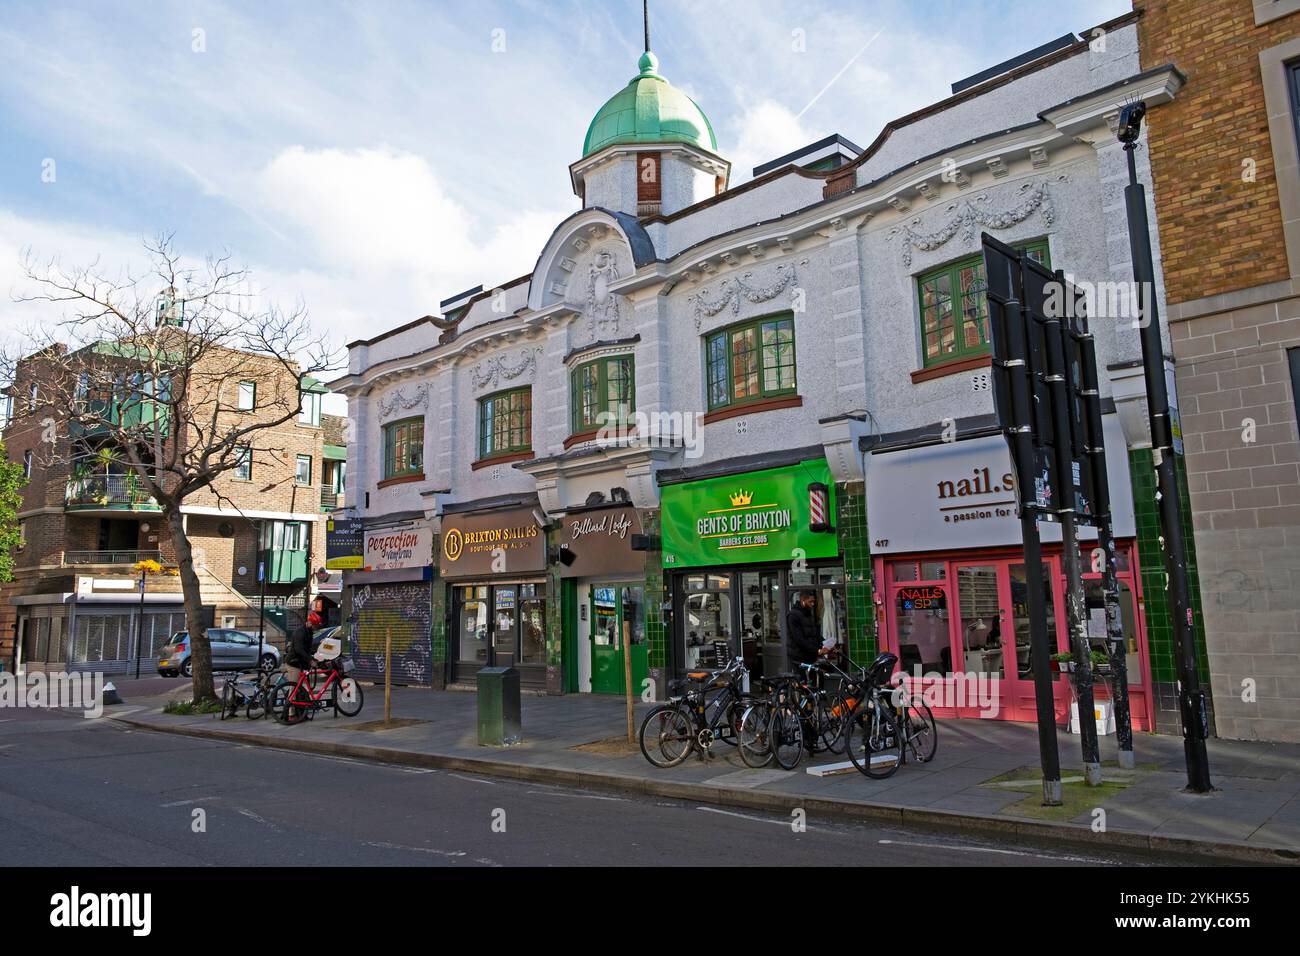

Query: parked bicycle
<box><xmin>638</xmin><ymin>655</ymin><xmax>751</xmax><ymax>767</ymax></box>
<box><xmin>220</xmin><ymin>668</ymin><xmax>279</xmax><ymax>721</ymax></box>
<box><xmin>844</xmin><ymin>652</ymin><xmax>938</xmax><ymax>778</ymax></box>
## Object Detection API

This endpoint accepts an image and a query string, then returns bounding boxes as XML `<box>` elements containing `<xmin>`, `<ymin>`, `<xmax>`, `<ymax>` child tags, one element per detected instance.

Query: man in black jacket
<box><xmin>786</xmin><ymin>590</ymin><xmax>822</xmax><ymax>668</ymax></box>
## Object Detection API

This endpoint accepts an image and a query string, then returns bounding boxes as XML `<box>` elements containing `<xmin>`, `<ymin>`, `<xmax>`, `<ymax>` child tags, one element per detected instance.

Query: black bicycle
<box><xmin>220</xmin><ymin>668</ymin><xmax>278</xmax><ymax>720</ymax></box>
<box><xmin>844</xmin><ymin>652</ymin><xmax>938</xmax><ymax>778</ymax></box>
<box><xmin>639</xmin><ymin>656</ymin><xmax>750</xmax><ymax>768</ymax></box>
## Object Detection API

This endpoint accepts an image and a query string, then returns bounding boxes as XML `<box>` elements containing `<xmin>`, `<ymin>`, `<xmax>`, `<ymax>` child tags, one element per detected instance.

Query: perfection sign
<box><xmin>363</xmin><ymin>525</ymin><xmax>432</xmax><ymax>571</ymax></box>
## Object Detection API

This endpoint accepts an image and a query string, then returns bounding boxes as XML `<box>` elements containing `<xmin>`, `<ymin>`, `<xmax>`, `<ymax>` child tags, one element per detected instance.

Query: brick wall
<box><xmin>1137</xmin><ymin>0</ymin><xmax>1294</xmax><ymax>304</ymax></box>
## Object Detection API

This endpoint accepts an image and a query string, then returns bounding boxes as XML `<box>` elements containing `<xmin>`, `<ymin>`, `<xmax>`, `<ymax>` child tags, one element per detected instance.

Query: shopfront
<box><xmin>866</xmin><ymin>423</ymin><xmax>1155</xmax><ymax>729</ymax></box>
<box><xmin>344</xmin><ymin>519</ymin><xmax>435</xmax><ymax>687</ymax></box>
<box><xmin>660</xmin><ymin>458</ymin><xmax>845</xmax><ymax>680</ymax></box>
<box><xmin>557</xmin><ymin>504</ymin><xmax>649</xmax><ymax>695</ymax></box>
<box><xmin>440</xmin><ymin>505</ymin><xmax>549</xmax><ymax>690</ymax></box>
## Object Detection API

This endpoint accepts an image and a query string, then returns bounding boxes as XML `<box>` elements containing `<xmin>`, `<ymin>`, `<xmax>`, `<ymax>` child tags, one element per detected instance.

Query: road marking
<box><xmin>236</xmin><ymin>808</ymin><xmax>282</xmax><ymax>832</ymax></box>
<box><xmin>161</xmin><ymin>797</ymin><xmax>220</xmax><ymax>807</ymax></box>
<box><xmin>877</xmin><ymin>838</ymin><xmax>1104</xmax><ymax>863</ymax></box>
<box><xmin>364</xmin><ymin>840</ymin><xmax>500</xmax><ymax>866</ymax></box>
<box><xmin>525</xmin><ymin>789</ymin><xmax>628</xmax><ymax>802</ymax></box>
<box><xmin>448</xmin><ymin>773</ymin><xmax>497</xmax><ymax>786</ymax></box>
<box><xmin>696</xmin><ymin>806</ymin><xmax>805</xmax><ymax>829</ymax></box>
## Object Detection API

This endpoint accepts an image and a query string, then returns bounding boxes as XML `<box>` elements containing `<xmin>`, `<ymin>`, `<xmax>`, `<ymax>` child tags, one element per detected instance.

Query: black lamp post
<box><xmin>1118</xmin><ymin>101</ymin><xmax>1212</xmax><ymax>793</ymax></box>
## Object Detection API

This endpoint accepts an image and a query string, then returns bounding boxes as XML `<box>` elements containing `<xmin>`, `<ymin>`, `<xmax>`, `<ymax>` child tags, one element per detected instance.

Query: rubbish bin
<box><xmin>477</xmin><ymin>666</ymin><xmax>521</xmax><ymax>746</ymax></box>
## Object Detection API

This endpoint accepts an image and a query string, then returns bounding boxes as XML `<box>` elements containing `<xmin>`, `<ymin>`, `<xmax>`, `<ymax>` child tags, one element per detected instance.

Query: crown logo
<box><xmin>729</xmin><ymin>489</ymin><xmax>753</xmax><ymax>507</ymax></box>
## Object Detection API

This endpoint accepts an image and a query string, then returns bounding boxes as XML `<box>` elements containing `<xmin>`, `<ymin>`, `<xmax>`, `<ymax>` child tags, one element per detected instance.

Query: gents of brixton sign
<box><xmin>325</xmin><ymin>517</ymin><xmax>364</xmax><ymax>570</ymax></box>
<box><xmin>439</xmin><ymin>507</ymin><xmax>546</xmax><ymax>578</ymax></box>
<box><xmin>660</xmin><ymin>459</ymin><xmax>838</xmax><ymax>569</ymax></box>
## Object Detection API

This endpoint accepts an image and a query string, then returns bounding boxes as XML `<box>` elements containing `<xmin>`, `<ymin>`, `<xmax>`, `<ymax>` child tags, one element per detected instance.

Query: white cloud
<box><xmin>728</xmin><ymin>100</ymin><xmax>815</xmax><ymax>183</ymax></box>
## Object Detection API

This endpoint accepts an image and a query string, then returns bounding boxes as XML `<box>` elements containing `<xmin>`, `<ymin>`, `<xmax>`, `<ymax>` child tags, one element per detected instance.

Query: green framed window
<box><xmin>233</xmin><ymin>445</ymin><xmax>252</xmax><ymax>481</ymax></box>
<box><xmin>571</xmin><ymin>356</ymin><xmax>635</xmax><ymax>434</ymax></box>
<box><xmin>294</xmin><ymin>454</ymin><xmax>312</xmax><ymax>486</ymax></box>
<box><xmin>918</xmin><ymin>240</ymin><xmax>1050</xmax><ymax>367</ymax></box>
<box><xmin>704</xmin><ymin>313</ymin><xmax>797</xmax><ymax>412</ymax></box>
<box><xmin>478</xmin><ymin>387</ymin><xmax>532</xmax><ymax>460</ymax></box>
<box><xmin>237</xmin><ymin>381</ymin><xmax>256</xmax><ymax>411</ymax></box>
<box><xmin>383</xmin><ymin>417</ymin><xmax>424</xmax><ymax>479</ymax></box>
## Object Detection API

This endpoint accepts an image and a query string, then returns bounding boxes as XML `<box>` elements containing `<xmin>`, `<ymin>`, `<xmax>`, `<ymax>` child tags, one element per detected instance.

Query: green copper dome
<box><xmin>582</xmin><ymin>51</ymin><xmax>717</xmax><ymax>158</ymax></box>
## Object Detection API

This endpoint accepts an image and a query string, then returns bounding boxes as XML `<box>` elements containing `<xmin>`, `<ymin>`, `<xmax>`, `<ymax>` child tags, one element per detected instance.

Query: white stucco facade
<box><xmin>333</xmin><ymin>18</ymin><xmax>1181</xmax><ymax>529</ymax></box>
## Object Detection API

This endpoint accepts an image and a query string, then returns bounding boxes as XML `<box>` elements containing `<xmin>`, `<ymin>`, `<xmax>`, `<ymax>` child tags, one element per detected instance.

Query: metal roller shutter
<box><xmin>348</xmin><ymin>581</ymin><xmax>434</xmax><ymax>686</ymax></box>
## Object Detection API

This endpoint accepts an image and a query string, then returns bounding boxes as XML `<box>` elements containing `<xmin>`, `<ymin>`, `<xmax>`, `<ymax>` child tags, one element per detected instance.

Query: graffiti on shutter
<box><xmin>349</xmin><ymin>582</ymin><xmax>433</xmax><ymax>686</ymax></box>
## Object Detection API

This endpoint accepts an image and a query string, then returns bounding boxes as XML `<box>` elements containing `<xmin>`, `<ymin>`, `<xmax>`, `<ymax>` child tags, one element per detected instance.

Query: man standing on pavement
<box><xmin>787</xmin><ymin>590</ymin><xmax>823</xmax><ymax>668</ymax></box>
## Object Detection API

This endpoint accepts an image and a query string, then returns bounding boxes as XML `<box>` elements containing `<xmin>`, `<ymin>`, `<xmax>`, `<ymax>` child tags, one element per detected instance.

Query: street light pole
<box><xmin>1118</xmin><ymin>102</ymin><xmax>1212</xmax><ymax>793</ymax></box>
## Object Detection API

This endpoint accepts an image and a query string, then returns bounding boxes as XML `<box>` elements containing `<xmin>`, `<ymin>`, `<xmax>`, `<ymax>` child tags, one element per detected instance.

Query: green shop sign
<box><xmin>661</xmin><ymin>459</ymin><xmax>838</xmax><ymax>568</ymax></box>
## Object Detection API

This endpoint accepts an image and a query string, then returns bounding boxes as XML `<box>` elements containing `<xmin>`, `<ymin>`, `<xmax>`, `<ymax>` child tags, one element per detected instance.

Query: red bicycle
<box><xmin>271</xmin><ymin>660</ymin><xmax>364</xmax><ymax>724</ymax></box>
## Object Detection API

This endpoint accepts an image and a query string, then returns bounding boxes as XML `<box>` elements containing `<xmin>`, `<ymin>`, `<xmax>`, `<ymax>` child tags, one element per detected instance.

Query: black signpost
<box><xmin>984</xmin><ymin>235</ymin><xmax>1064</xmax><ymax>806</ymax></box>
<box><xmin>983</xmin><ymin>234</ymin><xmax>1136</xmax><ymax>800</ymax></box>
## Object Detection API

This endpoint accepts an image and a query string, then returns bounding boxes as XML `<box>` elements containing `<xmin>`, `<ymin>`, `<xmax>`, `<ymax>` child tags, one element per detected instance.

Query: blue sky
<box><xmin>0</xmin><ymin>0</ymin><xmax>1131</xmax><ymax>371</ymax></box>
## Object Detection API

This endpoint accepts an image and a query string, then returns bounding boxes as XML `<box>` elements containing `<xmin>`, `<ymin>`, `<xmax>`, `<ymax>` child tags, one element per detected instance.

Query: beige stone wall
<box><xmin>1172</xmin><ymin>299</ymin><xmax>1300</xmax><ymax>741</ymax></box>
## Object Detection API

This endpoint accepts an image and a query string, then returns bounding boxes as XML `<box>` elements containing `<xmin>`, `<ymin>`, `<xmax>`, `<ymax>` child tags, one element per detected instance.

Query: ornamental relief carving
<box><xmin>583</xmin><ymin>248</ymin><xmax>622</xmax><ymax>340</ymax></box>
<box><xmin>470</xmin><ymin>347</ymin><xmax>542</xmax><ymax>392</ymax></box>
<box><xmin>888</xmin><ymin>177</ymin><xmax>1065</xmax><ymax>268</ymax></box>
<box><xmin>378</xmin><ymin>383</ymin><xmax>429</xmax><ymax>421</ymax></box>
<box><xmin>688</xmin><ymin>259</ymin><xmax>809</xmax><ymax>332</ymax></box>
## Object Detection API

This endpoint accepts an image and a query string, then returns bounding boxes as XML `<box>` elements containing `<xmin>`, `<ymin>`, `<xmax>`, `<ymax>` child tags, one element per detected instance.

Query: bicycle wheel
<box><xmin>274</xmin><ymin>682</ymin><xmax>308</xmax><ymax>726</ymax></box>
<box><xmin>846</xmin><ymin>701</ymin><xmax>902</xmax><ymax>779</ymax></box>
<box><xmin>334</xmin><ymin>677</ymin><xmax>364</xmax><ymax>717</ymax></box>
<box><xmin>220</xmin><ymin>681</ymin><xmax>240</xmax><ymax>720</ymax></box>
<box><xmin>246</xmin><ymin>689</ymin><xmax>266</xmax><ymax>720</ymax></box>
<box><xmin>770</xmin><ymin>703</ymin><xmax>804</xmax><ymax>771</ymax></box>
<box><xmin>738</xmin><ymin>702</ymin><xmax>773</xmax><ymax>768</ymax></box>
<box><xmin>638</xmin><ymin>704</ymin><xmax>694</xmax><ymax>768</ymax></box>
<box><xmin>819</xmin><ymin>695</ymin><xmax>850</xmax><ymax>755</ymax></box>
<box><xmin>901</xmin><ymin>698</ymin><xmax>937</xmax><ymax>763</ymax></box>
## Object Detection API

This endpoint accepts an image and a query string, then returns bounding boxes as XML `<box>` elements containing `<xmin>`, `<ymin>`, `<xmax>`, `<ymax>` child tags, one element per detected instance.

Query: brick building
<box><xmin>1137</xmin><ymin>0</ymin><xmax>1300</xmax><ymax>741</ymax></box>
<box><xmin>1</xmin><ymin>336</ymin><xmax>338</xmax><ymax>675</ymax></box>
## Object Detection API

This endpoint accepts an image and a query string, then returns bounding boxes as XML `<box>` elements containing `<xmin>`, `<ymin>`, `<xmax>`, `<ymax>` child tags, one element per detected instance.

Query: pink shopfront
<box><xmin>864</xmin><ymin>421</ymin><xmax>1155</xmax><ymax>730</ymax></box>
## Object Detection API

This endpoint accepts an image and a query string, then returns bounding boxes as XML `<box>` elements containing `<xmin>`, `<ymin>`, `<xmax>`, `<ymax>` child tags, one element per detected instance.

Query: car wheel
<box><xmin>259</xmin><ymin>654</ymin><xmax>276</xmax><ymax>675</ymax></box>
<box><xmin>180</xmin><ymin>659</ymin><xmax>192</xmax><ymax>678</ymax></box>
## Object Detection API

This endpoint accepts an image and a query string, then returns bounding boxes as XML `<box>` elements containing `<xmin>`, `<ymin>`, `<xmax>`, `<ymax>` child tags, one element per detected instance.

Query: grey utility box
<box><xmin>477</xmin><ymin>666</ymin><xmax>522</xmax><ymax>746</ymax></box>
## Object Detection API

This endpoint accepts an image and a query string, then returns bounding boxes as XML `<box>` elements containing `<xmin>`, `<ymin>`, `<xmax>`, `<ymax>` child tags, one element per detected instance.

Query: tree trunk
<box><xmin>166</xmin><ymin>506</ymin><xmax>215</xmax><ymax>701</ymax></box>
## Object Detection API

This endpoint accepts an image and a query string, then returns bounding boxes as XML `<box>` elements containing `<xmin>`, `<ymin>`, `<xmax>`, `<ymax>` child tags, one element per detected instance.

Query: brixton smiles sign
<box><xmin>439</xmin><ymin>507</ymin><xmax>546</xmax><ymax>578</ymax></box>
<box><xmin>660</xmin><ymin>459</ymin><xmax>838</xmax><ymax>569</ymax></box>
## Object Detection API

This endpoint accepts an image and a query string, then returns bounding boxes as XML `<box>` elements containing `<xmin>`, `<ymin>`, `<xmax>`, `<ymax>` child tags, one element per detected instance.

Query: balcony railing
<box><xmin>63</xmin><ymin>549</ymin><xmax>164</xmax><ymax>566</ymax></box>
<box><xmin>65</xmin><ymin>473</ymin><xmax>161</xmax><ymax>512</ymax></box>
<box><xmin>320</xmin><ymin>485</ymin><xmax>343</xmax><ymax>511</ymax></box>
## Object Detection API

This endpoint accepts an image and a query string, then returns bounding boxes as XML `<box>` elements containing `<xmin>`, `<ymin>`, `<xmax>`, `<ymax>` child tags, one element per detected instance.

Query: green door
<box><xmin>589</xmin><ymin>584</ymin><xmax>649</xmax><ymax>695</ymax></box>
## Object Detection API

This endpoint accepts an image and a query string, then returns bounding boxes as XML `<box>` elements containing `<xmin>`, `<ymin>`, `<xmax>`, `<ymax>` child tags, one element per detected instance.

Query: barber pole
<box><xmin>808</xmin><ymin>482</ymin><xmax>831</xmax><ymax>533</ymax></box>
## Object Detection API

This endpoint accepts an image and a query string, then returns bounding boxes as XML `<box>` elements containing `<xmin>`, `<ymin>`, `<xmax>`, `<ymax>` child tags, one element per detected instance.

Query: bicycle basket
<box><xmin>313</xmin><ymin>636</ymin><xmax>342</xmax><ymax>662</ymax></box>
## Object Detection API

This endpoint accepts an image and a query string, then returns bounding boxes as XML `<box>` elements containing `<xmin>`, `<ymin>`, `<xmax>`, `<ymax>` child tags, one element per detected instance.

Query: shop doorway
<box><xmin>883</xmin><ymin>548</ymin><xmax>1151</xmax><ymax>728</ymax></box>
<box><xmin>452</xmin><ymin>583</ymin><xmax>546</xmax><ymax>685</ymax></box>
<box><xmin>585</xmin><ymin>583</ymin><xmax>647</xmax><ymax>695</ymax></box>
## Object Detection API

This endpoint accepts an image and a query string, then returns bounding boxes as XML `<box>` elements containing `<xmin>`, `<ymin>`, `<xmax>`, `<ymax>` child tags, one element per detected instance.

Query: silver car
<box><xmin>157</xmin><ymin>629</ymin><xmax>280</xmax><ymax>678</ymax></box>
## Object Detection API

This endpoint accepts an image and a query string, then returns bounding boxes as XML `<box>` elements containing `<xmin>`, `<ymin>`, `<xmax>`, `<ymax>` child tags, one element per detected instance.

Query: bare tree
<box><xmin>3</xmin><ymin>234</ymin><xmax>338</xmax><ymax>701</ymax></box>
